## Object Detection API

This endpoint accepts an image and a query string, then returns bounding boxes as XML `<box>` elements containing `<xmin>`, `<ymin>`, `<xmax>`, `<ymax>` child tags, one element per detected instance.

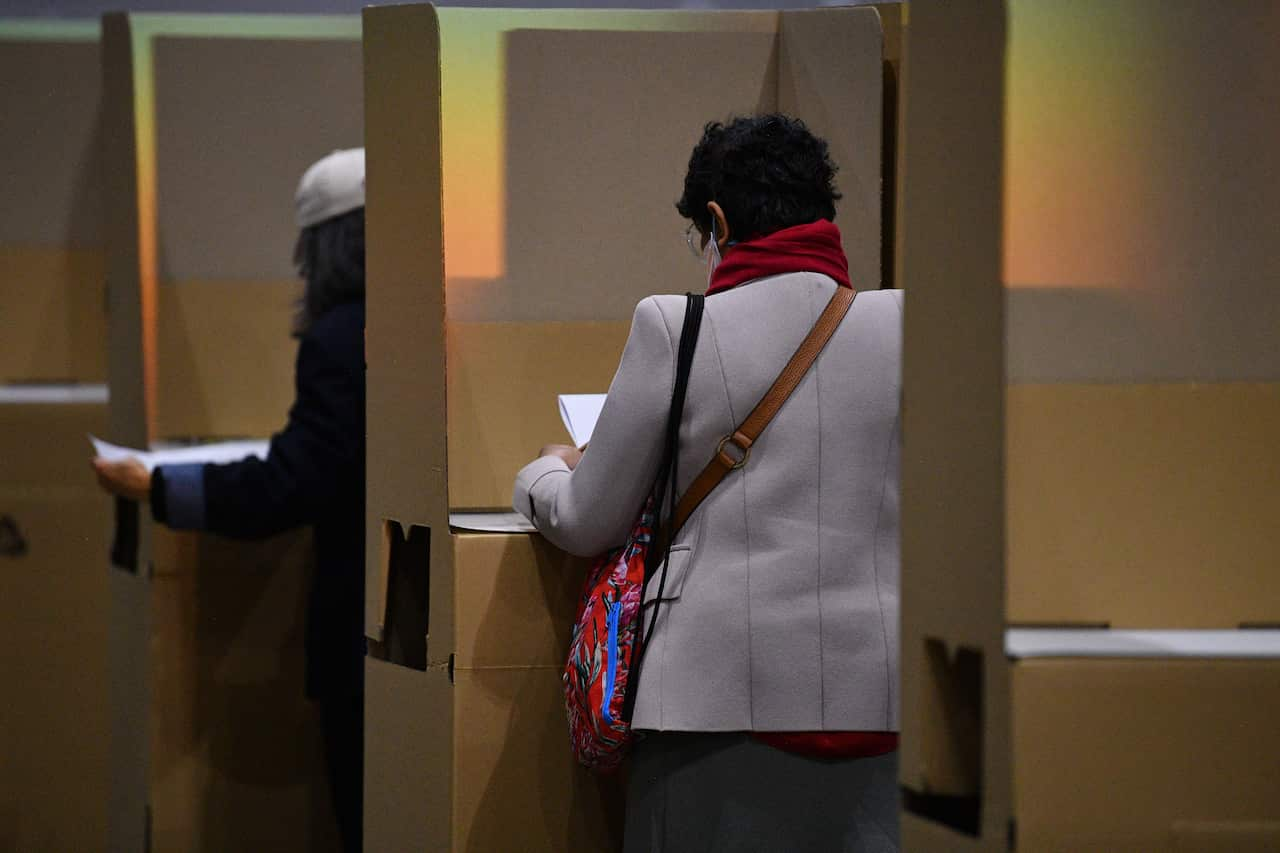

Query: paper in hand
<box><xmin>90</xmin><ymin>435</ymin><xmax>270</xmax><ymax>472</ymax></box>
<box><xmin>557</xmin><ymin>394</ymin><xmax>607</xmax><ymax>447</ymax></box>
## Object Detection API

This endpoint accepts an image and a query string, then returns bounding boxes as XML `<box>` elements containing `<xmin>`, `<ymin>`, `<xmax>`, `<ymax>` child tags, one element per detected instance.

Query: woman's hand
<box><xmin>92</xmin><ymin>457</ymin><xmax>151</xmax><ymax>501</ymax></box>
<box><xmin>538</xmin><ymin>444</ymin><xmax>583</xmax><ymax>471</ymax></box>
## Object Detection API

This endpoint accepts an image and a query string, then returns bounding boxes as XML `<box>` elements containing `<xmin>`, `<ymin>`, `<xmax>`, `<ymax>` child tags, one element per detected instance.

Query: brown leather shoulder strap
<box><xmin>670</xmin><ymin>286</ymin><xmax>856</xmax><ymax>533</ymax></box>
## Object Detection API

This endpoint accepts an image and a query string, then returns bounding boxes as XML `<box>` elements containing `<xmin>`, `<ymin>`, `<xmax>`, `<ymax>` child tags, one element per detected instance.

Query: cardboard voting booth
<box><xmin>897</xmin><ymin>2</ymin><xmax>1280</xmax><ymax>849</ymax></box>
<box><xmin>362</xmin><ymin>5</ymin><xmax>891</xmax><ymax>849</ymax></box>
<box><xmin>0</xmin><ymin>20</ymin><xmax>112</xmax><ymax>852</ymax></box>
<box><xmin>101</xmin><ymin>14</ymin><xmax>361</xmax><ymax>851</ymax></box>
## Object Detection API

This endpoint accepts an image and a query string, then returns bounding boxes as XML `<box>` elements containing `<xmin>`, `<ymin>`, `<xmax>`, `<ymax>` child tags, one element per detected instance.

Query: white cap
<box><xmin>294</xmin><ymin>148</ymin><xmax>365</xmax><ymax>228</ymax></box>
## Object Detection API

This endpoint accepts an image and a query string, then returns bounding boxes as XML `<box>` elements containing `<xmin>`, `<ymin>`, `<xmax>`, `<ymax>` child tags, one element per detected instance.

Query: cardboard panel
<box><xmin>147</xmin><ymin>34</ymin><xmax>361</xmax><ymax>440</ymax></box>
<box><xmin>432</xmin><ymin>7</ymin><xmax>779</xmax><ymax>294</ymax></box>
<box><xmin>364</xmin><ymin>659</ymin><xmax>449</xmax><ymax>853</ymax></box>
<box><xmin>149</xmin><ymin>527</ymin><xmax>337</xmax><ymax>853</ymax></box>
<box><xmin>1004</xmin><ymin>0</ymin><xmax>1280</xmax><ymax>384</ymax></box>
<box><xmin>452</xmin><ymin>667</ymin><xmax>623</xmax><ymax>852</ymax></box>
<box><xmin>0</xmin><ymin>396</ymin><xmax>109</xmax><ymax>852</ymax></box>
<box><xmin>453</xmin><ymin>26</ymin><xmax>777</xmax><ymax>324</ymax></box>
<box><xmin>447</xmin><ymin>322</ymin><xmax>628</xmax><ymax>509</ymax></box>
<box><xmin>155</xmin><ymin>280</ymin><xmax>299</xmax><ymax>441</ymax></box>
<box><xmin>0</xmin><ymin>400</ymin><xmax>107</xmax><ymax>486</ymax></box>
<box><xmin>0</xmin><ymin>247</ymin><xmax>106</xmax><ymax>383</ymax></box>
<box><xmin>451</xmin><ymin>532</ymin><xmax>586</xmax><ymax>669</ymax></box>
<box><xmin>443</xmin><ymin>11</ymin><xmax>883</xmax><ymax>505</ymax></box>
<box><xmin>153</xmin><ymin>37</ymin><xmax>363</xmax><ymax>283</ymax></box>
<box><xmin>101</xmin><ymin>16</ymin><xmax>153</xmax><ymax>851</ymax></box>
<box><xmin>895</xmin><ymin>1</ymin><xmax>1009</xmax><ymax>850</ymax></box>
<box><xmin>1012</xmin><ymin>659</ymin><xmax>1280</xmax><ymax>851</ymax></box>
<box><xmin>0</xmin><ymin>490</ymin><xmax>110</xmax><ymax>853</ymax></box>
<box><xmin>363</xmin><ymin>4</ymin><xmax>449</xmax><ymax>643</ymax></box>
<box><xmin>0</xmin><ymin>32</ymin><xmax>106</xmax><ymax>382</ymax></box>
<box><xmin>0</xmin><ymin>34</ymin><xmax>102</xmax><ymax>248</ymax></box>
<box><xmin>778</xmin><ymin>8</ymin><xmax>883</xmax><ymax>290</ymax></box>
<box><xmin>1007</xmin><ymin>383</ymin><xmax>1280</xmax><ymax>628</ymax></box>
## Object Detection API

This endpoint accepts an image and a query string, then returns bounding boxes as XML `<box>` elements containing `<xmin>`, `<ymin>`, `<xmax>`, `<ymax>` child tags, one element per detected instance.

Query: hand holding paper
<box><xmin>92</xmin><ymin>456</ymin><xmax>151</xmax><ymax>502</ymax></box>
<box><xmin>90</xmin><ymin>435</ymin><xmax>269</xmax><ymax>472</ymax></box>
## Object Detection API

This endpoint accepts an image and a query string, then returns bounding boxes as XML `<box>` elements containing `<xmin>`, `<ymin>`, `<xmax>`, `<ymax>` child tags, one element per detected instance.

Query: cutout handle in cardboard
<box><xmin>110</xmin><ymin>496</ymin><xmax>139</xmax><ymax>573</ymax></box>
<box><xmin>373</xmin><ymin>520</ymin><xmax>430</xmax><ymax>671</ymax></box>
<box><xmin>901</xmin><ymin>637</ymin><xmax>984</xmax><ymax>838</ymax></box>
<box><xmin>0</xmin><ymin>514</ymin><xmax>28</xmax><ymax>558</ymax></box>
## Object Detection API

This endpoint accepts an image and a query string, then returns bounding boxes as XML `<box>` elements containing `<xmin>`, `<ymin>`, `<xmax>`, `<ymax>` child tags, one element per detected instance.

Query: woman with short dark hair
<box><xmin>515</xmin><ymin>115</ymin><xmax>902</xmax><ymax>851</ymax></box>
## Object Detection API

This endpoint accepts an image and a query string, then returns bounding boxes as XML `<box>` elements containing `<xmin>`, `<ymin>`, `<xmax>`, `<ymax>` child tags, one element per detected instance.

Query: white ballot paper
<box><xmin>449</xmin><ymin>512</ymin><xmax>538</xmax><ymax>534</ymax></box>
<box><xmin>90</xmin><ymin>435</ymin><xmax>269</xmax><ymax>472</ymax></box>
<box><xmin>558</xmin><ymin>394</ymin><xmax>607</xmax><ymax>447</ymax></box>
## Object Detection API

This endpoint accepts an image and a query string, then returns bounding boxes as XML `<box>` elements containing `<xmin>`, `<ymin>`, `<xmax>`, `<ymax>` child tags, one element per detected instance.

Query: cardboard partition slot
<box><xmin>902</xmin><ymin>637</ymin><xmax>984</xmax><ymax>837</ymax></box>
<box><xmin>0</xmin><ymin>513</ymin><xmax>28</xmax><ymax>558</ymax></box>
<box><xmin>111</xmin><ymin>496</ymin><xmax>139</xmax><ymax>572</ymax></box>
<box><xmin>375</xmin><ymin>520</ymin><xmax>431</xmax><ymax>670</ymax></box>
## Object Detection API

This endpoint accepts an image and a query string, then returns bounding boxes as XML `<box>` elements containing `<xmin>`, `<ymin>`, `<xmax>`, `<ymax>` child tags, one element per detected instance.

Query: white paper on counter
<box><xmin>90</xmin><ymin>435</ymin><xmax>269</xmax><ymax>473</ymax></box>
<box><xmin>1006</xmin><ymin>628</ymin><xmax>1280</xmax><ymax>660</ymax></box>
<box><xmin>558</xmin><ymin>393</ymin><xmax>607</xmax><ymax>447</ymax></box>
<box><xmin>449</xmin><ymin>512</ymin><xmax>537</xmax><ymax>534</ymax></box>
<box><xmin>0</xmin><ymin>384</ymin><xmax>108</xmax><ymax>404</ymax></box>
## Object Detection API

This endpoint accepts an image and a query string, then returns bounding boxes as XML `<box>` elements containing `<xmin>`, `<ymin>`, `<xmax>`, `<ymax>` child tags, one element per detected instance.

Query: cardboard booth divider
<box><xmin>898</xmin><ymin>1</ymin><xmax>1280</xmax><ymax>849</ymax></box>
<box><xmin>0</xmin><ymin>394</ymin><xmax>110</xmax><ymax>852</ymax></box>
<box><xmin>363</xmin><ymin>4</ymin><xmax>888</xmax><ymax>849</ymax></box>
<box><xmin>0</xmin><ymin>20</ymin><xmax>111</xmax><ymax>851</ymax></box>
<box><xmin>0</xmin><ymin>21</ymin><xmax>106</xmax><ymax>384</ymax></box>
<box><xmin>101</xmin><ymin>13</ymin><xmax>361</xmax><ymax>850</ymax></box>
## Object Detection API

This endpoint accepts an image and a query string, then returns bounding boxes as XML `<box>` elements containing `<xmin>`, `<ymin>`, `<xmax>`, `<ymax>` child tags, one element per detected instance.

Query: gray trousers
<box><xmin>623</xmin><ymin>733</ymin><xmax>900</xmax><ymax>853</ymax></box>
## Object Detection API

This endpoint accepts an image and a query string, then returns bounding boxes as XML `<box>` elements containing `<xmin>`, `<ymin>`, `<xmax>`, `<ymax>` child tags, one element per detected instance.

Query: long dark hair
<box><xmin>292</xmin><ymin>206</ymin><xmax>365</xmax><ymax>337</ymax></box>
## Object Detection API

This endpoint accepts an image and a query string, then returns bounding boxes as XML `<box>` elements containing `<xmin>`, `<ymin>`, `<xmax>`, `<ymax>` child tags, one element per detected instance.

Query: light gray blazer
<box><xmin>514</xmin><ymin>273</ymin><xmax>902</xmax><ymax>732</ymax></box>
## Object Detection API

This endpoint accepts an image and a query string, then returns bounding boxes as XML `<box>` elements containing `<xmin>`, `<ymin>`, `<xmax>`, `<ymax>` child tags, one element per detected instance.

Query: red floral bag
<box><xmin>562</xmin><ymin>294</ymin><xmax>703</xmax><ymax>771</ymax></box>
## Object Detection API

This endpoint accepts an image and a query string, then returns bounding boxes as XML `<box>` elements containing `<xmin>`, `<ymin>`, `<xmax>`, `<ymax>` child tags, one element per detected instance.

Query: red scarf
<box><xmin>706</xmin><ymin>219</ymin><xmax>852</xmax><ymax>295</ymax></box>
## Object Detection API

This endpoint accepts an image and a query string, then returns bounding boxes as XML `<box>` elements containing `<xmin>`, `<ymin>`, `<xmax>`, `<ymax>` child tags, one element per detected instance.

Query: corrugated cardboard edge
<box><xmin>363</xmin><ymin>2</ymin><xmax>448</xmax><ymax>647</ymax></box>
<box><xmin>101</xmin><ymin>13</ymin><xmax>154</xmax><ymax>853</ymax></box>
<box><xmin>362</xmin><ymin>5</ymin><xmax>452</xmax><ymax>851</ymax></box>
<box><xmin>897</xmin><ymin>1</ymin><xmax>1009</xmax><ymax>850</ymax></box>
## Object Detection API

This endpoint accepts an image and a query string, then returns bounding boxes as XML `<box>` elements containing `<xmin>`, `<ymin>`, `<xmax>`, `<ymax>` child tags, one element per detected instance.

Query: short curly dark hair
<box><xmin>676</xmin><ymin>114</ymin><xmax>841</xmax><ymax>242</ymax></box>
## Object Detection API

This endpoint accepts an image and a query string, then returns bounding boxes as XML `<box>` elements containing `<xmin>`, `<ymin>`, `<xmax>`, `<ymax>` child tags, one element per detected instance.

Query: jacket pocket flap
<box><xmin>642</xmin><ymin>545</ymin><xmax>691</xmax><ymax>605</ymax></box>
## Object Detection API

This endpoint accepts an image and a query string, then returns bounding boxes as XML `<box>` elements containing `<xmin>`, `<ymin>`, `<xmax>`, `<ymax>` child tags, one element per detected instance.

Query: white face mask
<box><xmin>706</xmin><ymin>219</ymin><xmax>723</xmax><ymax>286</ymax></box>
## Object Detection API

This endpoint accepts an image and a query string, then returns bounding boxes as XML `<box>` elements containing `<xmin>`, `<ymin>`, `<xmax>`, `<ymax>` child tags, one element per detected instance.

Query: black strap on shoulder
<box><xmin>622</xmin><ymin>292</ymin><xmax>703</xmax><ymax>723</ymax></box>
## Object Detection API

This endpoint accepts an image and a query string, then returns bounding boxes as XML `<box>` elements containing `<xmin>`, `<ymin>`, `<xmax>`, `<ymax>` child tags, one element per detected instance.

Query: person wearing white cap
<box><xmin>94</xmin><ymin>149</ymin><xmax>368</xmax><ymax>852</ymax></box>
